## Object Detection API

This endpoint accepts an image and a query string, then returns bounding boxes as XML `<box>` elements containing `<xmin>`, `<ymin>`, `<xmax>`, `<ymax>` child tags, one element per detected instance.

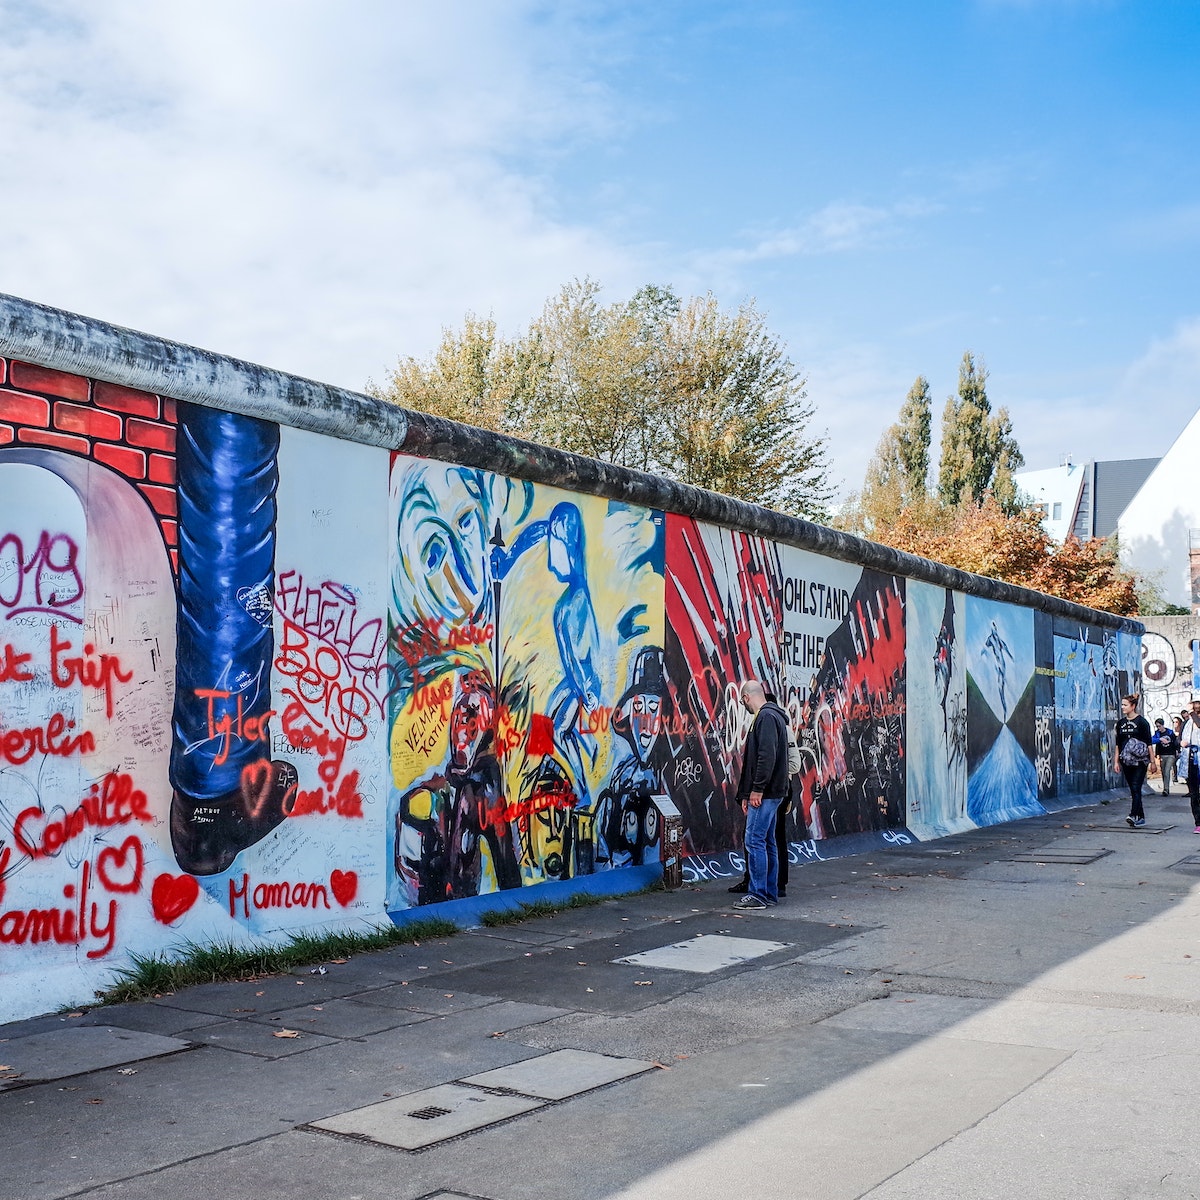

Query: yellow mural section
<box><xmin>387</xmin><ymin>456</ymin><xmax>665</xmax><ymax>908</ymax></box>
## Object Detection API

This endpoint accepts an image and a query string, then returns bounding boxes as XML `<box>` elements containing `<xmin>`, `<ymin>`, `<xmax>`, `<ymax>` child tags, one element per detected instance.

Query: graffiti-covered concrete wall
<box><xmin>0</xmin><ymin>294</ymin><xmax>1141</xmax><ymax>1021</ymax></box>
<box><xmin>1138</xmin><ymin>615</ymin><xmax>1199</xmax><ymax>726</ymax></box>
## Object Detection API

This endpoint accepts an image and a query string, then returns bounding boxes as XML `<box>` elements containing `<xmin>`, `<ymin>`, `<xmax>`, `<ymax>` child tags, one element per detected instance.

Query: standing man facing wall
<box><xmin>733</xmin><ymin>680</ymin><xmax>789</xmax><ymax>910</ymax></box>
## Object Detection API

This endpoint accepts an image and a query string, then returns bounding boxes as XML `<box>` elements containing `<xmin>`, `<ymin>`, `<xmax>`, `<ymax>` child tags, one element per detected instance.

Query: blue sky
<box><xmin>1</xmin><ymin>1</ymin><xmax>1197</xmax><ymax>496</ymax></box>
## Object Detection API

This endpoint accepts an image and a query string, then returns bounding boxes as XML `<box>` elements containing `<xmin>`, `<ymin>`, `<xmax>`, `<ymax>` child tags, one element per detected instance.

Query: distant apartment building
<box><xmin>1117</xmin><ymin>407</ymin><xmax>1200</xmax><ymax>611</ymax></box>
<box><xmin>1015</xmin><ymin>456</ymin><xmax>1159</xmax><ymax>542</ymax></box>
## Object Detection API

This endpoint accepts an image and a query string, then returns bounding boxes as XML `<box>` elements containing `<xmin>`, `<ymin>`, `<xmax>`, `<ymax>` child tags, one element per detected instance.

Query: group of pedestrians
<box><xmin>726</xmin><ymin>682</ymin><xmax>1200</xmax><ymax>914</ymax></box>
<box><xmin>1116</xmin><ymin>695</ymin><xmax>1200</xmax><ymax>834</ymax></box>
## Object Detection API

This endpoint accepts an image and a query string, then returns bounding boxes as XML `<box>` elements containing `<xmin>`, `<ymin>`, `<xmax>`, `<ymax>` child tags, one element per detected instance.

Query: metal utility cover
<box><xmin>463</xmin><ymin>1049</ymin><xmax>655</xmax><ymax>1099</ymax></box>
<box><xmin>0</xmin><ymin>1026</ymin><xmax>192</xmax><ymax>1090</ymax></box>
<box><xmin>613</xmin><ymin>933</ymin><xmax>788</xmax><ymax>974</ymax></box>
<box><xmin>1086</xmin><ymin>823</ymin><xmax>1175</xmax><ymax>834</ymax></box>
<box><xmin>311</xmin><ymin>1083</ymin><xmax>544</xmax><ymax>1150</ymax></box>
<box><xmin>1003</xmin><ymin>849</ymin><xmax>1112</xmax><ymax>865</ymax></box>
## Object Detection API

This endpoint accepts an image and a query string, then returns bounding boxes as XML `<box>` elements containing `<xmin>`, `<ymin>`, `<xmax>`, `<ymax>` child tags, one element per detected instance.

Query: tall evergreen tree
<box><xmin>937</xmin><ymin>352</ymin><xmax>1023</xmax><ymax>507</ymax></box>
<box><xmin>894</xmin><ymin>375</ymin><xmax>932</xmax><ymax>496</ymax></box>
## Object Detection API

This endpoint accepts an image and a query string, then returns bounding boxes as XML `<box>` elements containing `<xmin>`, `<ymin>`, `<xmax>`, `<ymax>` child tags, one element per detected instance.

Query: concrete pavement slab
<box><xmin>352</xmin><ymin>985</ymin><xmax>503</xmax><ymax>1014</ymax></box>
<box><xmin>244</xmin><ymin>998</ymin><xmax>436</xmax><ymax>1038</ymax></box>
<box><xmin>0</xmin><ymin>1026</ymin><xmax>193</xmax><ymax>1090</ymax></box>
<box><xmin>602</xmin><ymin>1034</ymin><xmax>1068</xmax><ymax>1200</ymax></box>
<box><xmin>463</xmin><ymin>1048</ymin><xmax>655</xmax><ymax>1098</ymax></box>
<box><xmin>613</xmin><ymin>933</ymin><xmax>790</xmax><ymax>973</ymax></box>
<box><xmin>187</xmin><ymin>1020</ymin><xmax>341</xmax><ymax>1057</ymax></box>
<box><xmin>817</xmin><ymin>992</ymin><xmax>993</xmax><ymax>1036</ymax></box>
<box><xmin>310</xmin><ymin>1082</ymin><xmax>545</xmax><ymax>1149</ymax></box>
<box><xmin>148</xmin><ymin>972</ymin><xmax>378</xmax><ymax>1017</ymax></box>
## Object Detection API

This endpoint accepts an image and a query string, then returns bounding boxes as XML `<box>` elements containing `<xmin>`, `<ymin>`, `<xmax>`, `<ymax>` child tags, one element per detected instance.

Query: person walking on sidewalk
<box><xmin>732</xmin><ymin>680</ymin><xmax>789</xmax><ymax>911</ymax></box>
<box><xmin>1115</xmin><ymin>694</ymin><xmax>1152</xmax><ymax>828</ymax></box>
<box><xmin>1181</xmin><ymin>700</ymin><xmax>1200</xmax><ymax>834</ymax></box>
<box><xmin>1153</xmin><ymin>718</ymin><xmax>1178</xmax><ymax>796</ymax></box>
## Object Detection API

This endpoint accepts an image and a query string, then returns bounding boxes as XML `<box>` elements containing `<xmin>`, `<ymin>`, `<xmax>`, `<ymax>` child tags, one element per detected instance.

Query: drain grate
<box><xmin>309</xmin><ymin>1083</ymin><xmax>544</xmax><ymax>1150</ymax></box>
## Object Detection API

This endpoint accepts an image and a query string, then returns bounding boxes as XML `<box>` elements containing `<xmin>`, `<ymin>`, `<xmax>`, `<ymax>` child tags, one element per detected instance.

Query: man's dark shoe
<box><xmin>727</xmin><ymin>880</ymin><xmax>749</xmax><ymax>894</ymax></box>
<box><xmin>732</xmin><ymin>894</ymin><xmax>768</xmax><ymax>910</ymax></box>
<box><xmin>778</xmin><ymin>886</ymin><xmax>787</xmax><ymax>898</ymax></box>
<box><xmin>171</xmin><ymin>759</ymin><xmax>298</xmax><ymax>875</ymax></box>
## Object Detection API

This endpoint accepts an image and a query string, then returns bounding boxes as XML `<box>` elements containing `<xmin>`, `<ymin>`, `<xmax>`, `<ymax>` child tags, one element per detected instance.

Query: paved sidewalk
<box><xmin>3</xmin><ymin>791</ymin><xmax>1199</xmax><ymax>1200</ymax></box>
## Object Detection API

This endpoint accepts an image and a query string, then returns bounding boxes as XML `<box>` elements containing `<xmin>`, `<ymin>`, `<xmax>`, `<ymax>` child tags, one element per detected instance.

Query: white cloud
<box><xmin>688</xmin><ymin>199</ymin><xmax>940</xmax><ymax>282</ymax></box>
<box><xmin>1116</xmin><ymin>318</ymin><xmax>1200</xmax><ymax>436</ymax></box>
<box><xmin>0</xmin><ymin>1</ymin><xmax>641</xmax><ymax>388</ymax></box>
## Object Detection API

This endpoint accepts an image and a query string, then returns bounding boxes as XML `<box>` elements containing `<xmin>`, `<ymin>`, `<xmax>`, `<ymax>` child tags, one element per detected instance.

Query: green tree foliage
<box><xmin>372</xmin><ymin>279</ymin><xmax>833</xmax><ymax>519</ymax></box>
<box><xmin>895</xmin><ymin>375</ymin><xmax>932</xmax><ymax>493</ymax></box>
<box><xmin>849</xmin><ymin>375</ymin><xmax>937</xmax><ymax>537</ymax></box>
<box><xmin>936</xmin><ymin>353</ymin><xmax>1024</xmax><ymax>510</ymax></box>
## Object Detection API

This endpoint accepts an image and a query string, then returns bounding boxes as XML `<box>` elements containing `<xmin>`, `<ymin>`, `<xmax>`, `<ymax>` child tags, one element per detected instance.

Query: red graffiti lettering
<box><xmin>0</xmin><ymin>861</ymin><xmax>118</xmax><ymax>959</ymax></box>
<box><xmin>194</xmin><ymin>688</ymin><xmax>275</xmax><ymax>766</ymax></box>
<box><xmin>49</xmin><ymin>626</ymin><xmax>132</xmax><ymax>719</ymax></box>
<box><xmin>498</xmin><ymin>779</ymin><xmax>577</xmax><ymax>823</ymax></box>
<box><xmin>0</xmin><ymin>643</ymin><xmax>34</xmax><ymax>682</ymax></box>
<box><xmin>408</xmin><ymin>675</ymin><xmax>454</xmax><ymax>717</ymax></box>
<box><xmin>274</xmin><ymin>572</ymin><xmax>387</xmax><ymax>697</ymax></box>
<box><xmin>0</xmin><ymin>530</ymin><xmax>84</xmax><ymax>621</ymax></box>
<box><xmin>227</xmin><ymin>872</ymin><xmax>332</xmax><ymax>919</ymax></box>
<box><xmin>0</xmin><ymin>712</ymin><xmax>95</xmax><ymax>765</ymax></box>
<box><xmin>284</xmin><ymin>770</ymin><xmax>364</xmax><ymax>819</ymax></box>
<box><xmin>12</xmin><ymin>772</ymin><xmax>151</xmax><ymax>860</ymax></box>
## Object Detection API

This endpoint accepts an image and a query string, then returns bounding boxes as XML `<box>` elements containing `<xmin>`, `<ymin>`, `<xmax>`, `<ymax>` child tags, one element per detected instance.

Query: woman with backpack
<box><xmin>1114</xmin><ymin>694</ymin><xmax>1153</xmax><ymax>828</ymax></box>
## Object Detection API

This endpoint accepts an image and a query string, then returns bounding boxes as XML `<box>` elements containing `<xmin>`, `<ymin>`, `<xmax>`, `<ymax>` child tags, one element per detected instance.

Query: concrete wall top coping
<box><xmin>0</xmin><ymin>291</ymin><xmax>1142</xmax><ymax>635</ymax></box>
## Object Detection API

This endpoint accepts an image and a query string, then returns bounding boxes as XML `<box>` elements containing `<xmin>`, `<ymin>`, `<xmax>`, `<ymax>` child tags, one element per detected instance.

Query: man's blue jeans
<box><xmin>745</xmin><ymin>795</ymin><xmax>784</xmax><ymax>902</ymax></box>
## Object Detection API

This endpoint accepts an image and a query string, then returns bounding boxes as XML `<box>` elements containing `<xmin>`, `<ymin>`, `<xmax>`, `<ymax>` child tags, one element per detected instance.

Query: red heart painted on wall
<box><xmin>151</xmin><ymin>873</ymin><xmax>200</xmax><ymax>924</ymax></box>
<box><xmin>330</xmin><ymin>869</ymin><xmax>358</xmax><ymax>906</ymax></box>
<box><xmin>96</xmin><ymin>835</ymin><xmax>144</xmax><ymax>894</ymax></box>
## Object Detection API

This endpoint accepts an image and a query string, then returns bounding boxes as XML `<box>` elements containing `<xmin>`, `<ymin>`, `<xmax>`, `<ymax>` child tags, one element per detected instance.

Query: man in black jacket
<box><xmin>732</xmin><ymin>680</ymin><xmax>789</xmax><ymax>910</ymax></box>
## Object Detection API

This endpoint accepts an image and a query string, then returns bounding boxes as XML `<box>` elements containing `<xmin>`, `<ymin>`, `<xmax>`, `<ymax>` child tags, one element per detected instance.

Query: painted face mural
<box><xmin>386</xmin><ymin>455</ymin><xmax>666</xmax><ymax>908</ymax></box>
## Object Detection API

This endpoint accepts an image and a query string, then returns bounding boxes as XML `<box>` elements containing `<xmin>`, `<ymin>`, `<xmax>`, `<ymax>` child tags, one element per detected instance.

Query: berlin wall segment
<box><xmin>0</xmin><ymin>293</ymin><xmax>1142</xmax><ymax>1023</ymax></box>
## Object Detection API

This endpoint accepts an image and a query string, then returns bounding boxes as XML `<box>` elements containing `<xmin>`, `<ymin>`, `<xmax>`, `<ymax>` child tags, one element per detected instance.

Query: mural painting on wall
<box><xmin>0</xmin><ymin>374</ymin><xmax>386</xmax><ymax>1019</ymax></box>
<box><xmin>964</xmin><ymin>597</ymin><xmax>1045</xmax><ymax>825</ymax></box>
<box><xmin>662</xmin><ymin>516</ymin><xmax>907</xmax><ymax>853</ymax></box>
<box><xmin>1140</xmin><ymin>626</ymin><xmax>1194</xmax><ymax>727</ymax></box>
<box><xmin>1050</xmin><ymin>621</ymin><xmax>1142</xmax><ymax>797</ymax></box>
<box><xmin>386</xmin><ymin>455</ymin><xmax>666</xmax><ymax>909</ymax></box>
<box><xmin>906</xmin><ymin>583</ymin><xmax>970</xmax><ymax>838</ymax></box>
<box><xmin>1051</xmin><ymin>622</ymin><xmax>1110</xmax><ymax>796</ymax></box>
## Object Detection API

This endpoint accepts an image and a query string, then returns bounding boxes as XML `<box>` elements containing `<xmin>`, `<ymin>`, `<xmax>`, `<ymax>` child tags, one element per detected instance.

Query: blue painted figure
<box><xmin>169</xmin><ymin>403</ymin><xmax>296</xmax><ymax>876</ymax></box>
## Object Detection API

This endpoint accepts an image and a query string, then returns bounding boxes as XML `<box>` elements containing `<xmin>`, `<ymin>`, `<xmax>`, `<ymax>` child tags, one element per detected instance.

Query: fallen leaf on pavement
<box><xmin>273</xmin><ymin>1029</ymin><xmax>302</xmax><ymax>1039</ymax></box>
